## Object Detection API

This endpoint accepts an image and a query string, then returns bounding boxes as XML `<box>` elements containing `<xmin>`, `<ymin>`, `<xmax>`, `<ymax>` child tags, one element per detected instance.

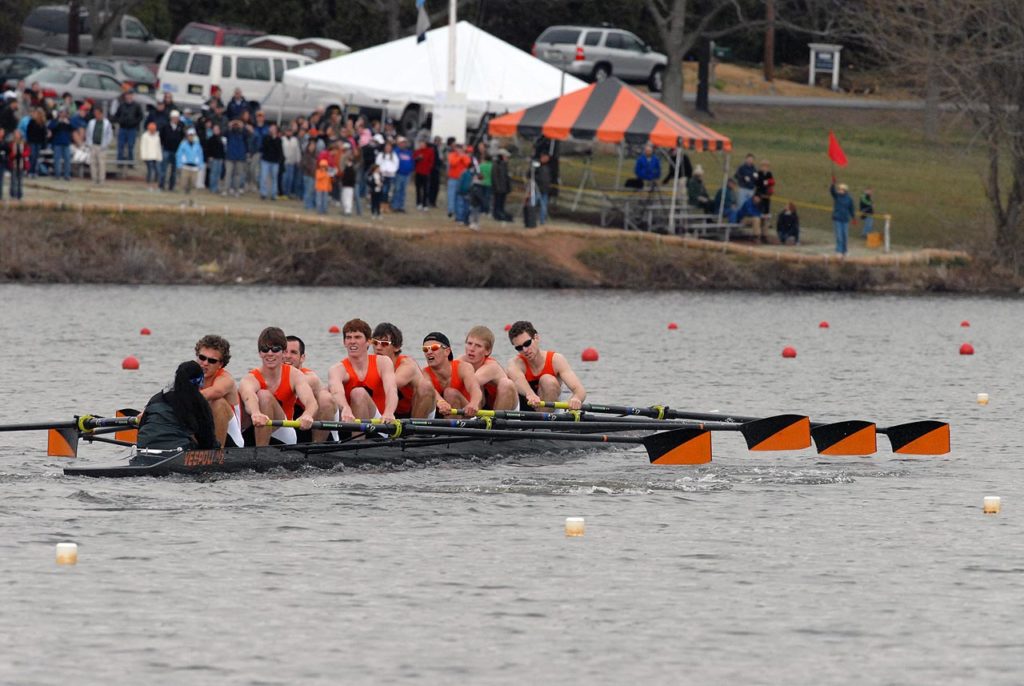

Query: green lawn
<box><xmin>550</xmin><ymin>105</ymin><xmax>992</xmax><ymax>250</ymax></box>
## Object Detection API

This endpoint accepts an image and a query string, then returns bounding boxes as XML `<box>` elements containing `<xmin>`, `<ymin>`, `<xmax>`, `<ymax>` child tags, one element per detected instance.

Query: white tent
<box><xmin>282</xmin><ymin>21</ymin><xmax>587</xmax><ymax>120</ymax></box>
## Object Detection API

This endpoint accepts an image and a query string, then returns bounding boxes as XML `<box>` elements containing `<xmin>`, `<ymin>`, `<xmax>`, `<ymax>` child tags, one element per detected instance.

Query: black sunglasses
<box><xmin>513</xmin><ymin>338</ymin><xmax>535</xmax><ymax>352</ymax></box>
<box><xmin>258</xmin><ymin>345</ymin><xmax>284</xmax><ymax>354</ymax></box>
<box><xmin>197</xmin><ymin>353</ymin><xmax>221</xmax><ymax>365</ymax></box>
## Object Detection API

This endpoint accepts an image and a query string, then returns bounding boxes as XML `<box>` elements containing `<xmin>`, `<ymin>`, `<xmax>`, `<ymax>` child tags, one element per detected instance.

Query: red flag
<box><xmin>828</xmin><ymin>130</ymin><xmax>848</xmax><ymax>167</ymax></box>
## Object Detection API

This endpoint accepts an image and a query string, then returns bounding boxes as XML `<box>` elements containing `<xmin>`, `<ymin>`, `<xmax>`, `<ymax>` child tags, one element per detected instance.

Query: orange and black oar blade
<box><xmin>741</xmin><ymin>414</ymin><xmax>811</xmax><ymax>451</ymax></box>
<box><xmin>811</xmin><ymin>421</ymin><xmax>877</xmax><ymax>455</ymax></box>
<box><xmin>644</xmin><ymin>428</ymin><xmax>712</xmax><ymax>465</ymax></box>
<box><xmin>47</xmin><ymin>427</ymin><xmax>79</xmax><ymax>458</ymax></box>
<box><xmin>883</xmin><ymin>421</ymin><xmax>950</xmax><ymax>455</ymax></box>
<box><xmin>115</xmin><ymin>408</ymin><xmax>140</xmax><ymax>443</ymax></box>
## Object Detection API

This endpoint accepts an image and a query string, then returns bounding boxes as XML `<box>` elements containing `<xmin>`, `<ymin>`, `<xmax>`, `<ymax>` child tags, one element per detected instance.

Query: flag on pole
<box><xmin>416</xmin><ymin>0</ymin><xmax>429</xmax><ymax>43</ymax></box>
<box><xmin>827</xmin><ymin>130</ymin><xmax>848</xmax><ymax>167</ymax></box>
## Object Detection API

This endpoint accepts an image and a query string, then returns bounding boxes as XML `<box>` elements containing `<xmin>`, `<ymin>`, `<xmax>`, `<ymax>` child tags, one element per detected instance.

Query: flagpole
<box><xmin>448</xmin><ymin>0</ymin><xmax>457</xmax><ymax>95</ymax></box>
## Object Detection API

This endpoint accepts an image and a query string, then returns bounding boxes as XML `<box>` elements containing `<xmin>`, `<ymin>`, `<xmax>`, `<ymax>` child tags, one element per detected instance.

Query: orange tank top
<box><xmin>394</xmin><ymin>354</ymin><xmax>416</xmax><ymax>416</ymax></box>
<box><xmin>249</xmin><ymin>364</ymin><xmax>296</xmax><ymax>419</ymax></box>
<box><xmin>520</xmin><ymin>350</ymin><xmax>556</xmax><ymax>387</ymax></box>
<box><xmin>425</xmin><ymin>359</ymin><xmax>469</xmax><ymax>401</ymax></box>
<box><xmin>342</xmin><ymin>355</ymin><xmax>387</xmax><ymax>414</ymax></box>
<box><xmin>480</xmin><ymin>356</ymin><xmax>499</xmax><ymax>409</ymax></box>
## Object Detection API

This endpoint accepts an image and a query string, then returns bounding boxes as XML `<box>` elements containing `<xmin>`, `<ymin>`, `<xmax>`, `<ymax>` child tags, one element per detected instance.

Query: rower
<box><xmin>459</xmin><ymin>325</ymin><xmax>517</xmax><ymax>411</ymax></box>
<box><xmin>327</xmin><ymin>318</ymin><xmax>398</xmax><ymax>422</ymax></box>
<box><xmin>506</xmin><ymin>320</ymin><xmax>586</xmax><ymax>410</ymax></box>
<box><xmin>137</xmin><ymin>360</ymin><xmax>219</xmax><ymax>450</ymax></box>
<box><xmin>283</xmin><ymin>334</ymin><xmax>337</xmax><ymax>442</ymax></box>
<box><xmin>195</xmin><ymin>334</ymin><xmax>243</xmax><ymax>448</ymax></box>
<box><xmin>238</xmin><ymin>327</ymin><xmax>318</xmax><ymax>446</ymax></box>
<box><xmin>370</xmin><ymin>322</ymin><xmax>436</xmax><ymax>418</ymax></box>
<box><xmin>421</xmin><ymin>331</ymin><xmax>482</xmax><ymax>417</ymax></box>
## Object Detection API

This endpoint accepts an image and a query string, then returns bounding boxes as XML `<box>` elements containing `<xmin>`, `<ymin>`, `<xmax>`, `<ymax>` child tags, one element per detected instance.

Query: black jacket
<box><xmin>114</xmin><ymin>99</ymin><xmax>145</xmax><ymax>129</ymax></box>
<box><xmin>159</xmin><ymin>121</ymin><xmax>186</xmax><ymax>152</ymax></box>
<box><xmin>261</xmin><ymin>135</ymin><xmax>284</xmax><ymax>164</ymax></box>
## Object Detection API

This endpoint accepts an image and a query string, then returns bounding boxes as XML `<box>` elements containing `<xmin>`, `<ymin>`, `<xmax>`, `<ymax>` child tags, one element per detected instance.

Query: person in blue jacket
<box><xmin>634</xmin><ymin>144</ymin><xmax>661</xmax><ymax>189</ymax></box>
<box><xmin>176</xmin><ymin>127</ymin><xmax>205</xmax><ymax>205</ymax></box>
<box><xmin>830</xmin><ymin>180</ymin><xmax>855</xmax><ymax>256</ymax></box>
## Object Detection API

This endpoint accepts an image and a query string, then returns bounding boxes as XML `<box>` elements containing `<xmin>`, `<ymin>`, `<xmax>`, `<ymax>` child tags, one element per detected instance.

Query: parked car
<box><xmin>532</xmin><ymin>25</ymin><xmax>667</xmax><ymax>92</ymax></box>
<box><xmin>22</xmin><ymin>66</ymin><xmax>157</xmax><ymax>109</ymax></box>
<box><xmin>0</xmin><ymin>53</ymin><xmax>82</xmax><ymax>91</ymax></box>
<box><xmin>20</xmin><ymin>5</ymin><xmax>170</xmax><ymax>62</ymax></box>
<box><xmin>174</xmin><ymin>22</ymin><xmax>264</xmax><ymax>47</ymax></box>
<box><xmin>62</xmin><ymin>56</ymin><xmax>158</xmax><ymax>95</ymax></box>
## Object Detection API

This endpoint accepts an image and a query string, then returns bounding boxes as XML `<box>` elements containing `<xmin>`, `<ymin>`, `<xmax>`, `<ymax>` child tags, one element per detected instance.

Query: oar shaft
<box><xmin>0</xmin><ymin>420</ymin><xmax>78</xmax><ymax>432</ymax></box>
<box><xmin>0</xmin><ymin>415</ymin><xmax>139</xmax><ymax>433</ymax></box>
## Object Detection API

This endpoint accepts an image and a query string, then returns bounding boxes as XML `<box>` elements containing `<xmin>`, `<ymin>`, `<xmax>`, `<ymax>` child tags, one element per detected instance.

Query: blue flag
<box><xmin>416</xmin><ymin>0</ymin><xmax>429</xmax><ymax>43</ymax></box>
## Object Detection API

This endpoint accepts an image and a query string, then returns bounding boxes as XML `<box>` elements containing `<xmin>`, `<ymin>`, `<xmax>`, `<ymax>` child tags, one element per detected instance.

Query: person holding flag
<box><xmin>827</xmin><ymin>130</ymin><xmax>854</xmax><ymax>256</ymax></box>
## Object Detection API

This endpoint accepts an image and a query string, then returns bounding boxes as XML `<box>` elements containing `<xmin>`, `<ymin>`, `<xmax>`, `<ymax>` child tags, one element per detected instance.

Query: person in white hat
<box><xmin>176</xmin><ymin>127</ymin><xmax>205</xmax><ymax>206</ymax></box>
<box><xmin>159</xmin><ymin>109</ymin><xmax>186</xmax><ymax>191</ymax></box>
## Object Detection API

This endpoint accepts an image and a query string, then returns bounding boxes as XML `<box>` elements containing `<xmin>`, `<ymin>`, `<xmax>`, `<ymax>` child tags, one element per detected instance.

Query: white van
<box><xmin>157</xmin><ymin>45</ymin><xmax>314</xmax><ymax>120</ymax></box>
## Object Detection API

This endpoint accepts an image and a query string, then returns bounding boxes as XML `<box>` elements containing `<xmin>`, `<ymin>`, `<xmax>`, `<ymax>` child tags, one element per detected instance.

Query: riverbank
<box><xmin>0</xmin><ymin>194</ymin><xmax>1008</xmax><ymax>292</ymax></box>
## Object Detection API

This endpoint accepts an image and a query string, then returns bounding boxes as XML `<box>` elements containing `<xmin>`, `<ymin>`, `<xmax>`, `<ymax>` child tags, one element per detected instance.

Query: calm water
<box><xmin>0</xmin><ymin>285</ymin><xmax>1021</xmax><ymax>685</ymax></box>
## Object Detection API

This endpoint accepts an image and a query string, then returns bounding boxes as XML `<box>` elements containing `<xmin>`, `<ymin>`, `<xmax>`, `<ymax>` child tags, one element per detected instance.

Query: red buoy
<box><xmin>328</xmin><ymin>325</ymin><xmax>340</xmax><ymax>334</ymax></box>
<box><xmin>960</xmin><ymin>320</ymin><xmax>970</xmax><ymax>328</ymax></box>
<box><xmin>504</xmin><ymin>324</ymin><xmax>512</xmax><ymax>332</ymax></box>
<box><xmin>667</xmin><ymin>322</ymin><xmax>679</xmax><ymax>330</ymax></box>
<box><xmin>781</xmin><ymin>346</ymin><xmax>797</xmax><ymax>358</ymax></box>
<box><xmin>581</xmin><ymin>347</ymin><xmax>599</xmax><ymax>362</ymax></box>
<box><xmin>122</xmin><ymin>355</ymin><xmax>140</xmax><ymax>370</ymax></box>
<box><xmin>819</xmin><ymin>321</ymin><xmax>830</xmax><ymax>329</ymax></box>
<box><xmin>139</xmin><ymin>327</ymin><xmax>151</xmax><ymax>335</ymax></box>
<box><xmin>960</xmin><ymin>343</ymin><xmax>975</xmax><ymax>355</ymax></box>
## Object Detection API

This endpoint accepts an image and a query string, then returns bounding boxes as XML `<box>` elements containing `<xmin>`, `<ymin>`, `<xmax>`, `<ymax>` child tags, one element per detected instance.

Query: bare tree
<box><xmin>84</xmin><ymin>0</ymin><xmax>145</xmax><ymax>56</ymax></box>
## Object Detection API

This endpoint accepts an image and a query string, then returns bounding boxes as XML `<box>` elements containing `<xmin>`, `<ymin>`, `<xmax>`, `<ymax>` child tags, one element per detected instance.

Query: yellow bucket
<box><xmin>866</xmin><ymin>232</ymin><xmax>883</xmax><ymax>249</ymax></box>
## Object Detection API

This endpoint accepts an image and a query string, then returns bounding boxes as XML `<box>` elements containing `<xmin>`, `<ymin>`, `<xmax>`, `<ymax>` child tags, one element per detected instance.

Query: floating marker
<box><xmin>782</xmin><ymin>346</ymin><xmax>797</xmax><ymax>358</ymax></box>
<box><xmin>961</xmin><ymin>320</ymin><xmax>970</xmax><ymax>328</ymax></box>
<box><xmin>819</xmin><ymin>321</ymin><xmax>829</xmax><ymax>328</ymax></box>
<box><xmin>960</xmin><ymin>343</ymin><xmax>975</xmax><ymax>355</ymax></box>
<box><xmin>56</xmin><ymin>542</ymin><xmax>78</xmax><ymax>565</ymax></box>
<box><xmin>983</xmin><ymin>496</ymin><xmax>1001</xmax><ymax>514</ymax></box>
<box><xmin>581</xmin><ymin>347</ymin><xmax>599</xmax><ymax>362</ymax></box>
<box><xmin>139</xmin><ymin>327</ymin><xmax>151</xmax><ymax>336</ymax></box>
<box><xmin>328</xmin><ymin>325</ymin><xmax>340</xmax><ymax>334</ymax></box>
<box><xmin>977</xmin><ymin>393</ymin><xmax>989</xmax><ymax>406</ymax></box>
<box><xmin>504</xmin><ymin>324</ymin><xmax>512</xmax><ymax>332</ymax></box>
<box><xmin>668</xmin><ymin>322</ymin><xmax>679</xmax><ymax>330</ymax></box>
<box><xmin>121</xmin><ymin>355</ymin><xmax>140</xmax><ymax>370</ymax></box>
<box><xmin>565</xmin><ymin>517</ymin><xmax>585</xmax><ymax>537</ymax></box>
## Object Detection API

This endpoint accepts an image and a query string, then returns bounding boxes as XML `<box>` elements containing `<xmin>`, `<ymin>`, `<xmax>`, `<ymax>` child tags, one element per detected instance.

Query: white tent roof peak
<box><xmin>282</xmin><ymin>20</ymin><xmax>587</xmax><ymax>114</ymax></box>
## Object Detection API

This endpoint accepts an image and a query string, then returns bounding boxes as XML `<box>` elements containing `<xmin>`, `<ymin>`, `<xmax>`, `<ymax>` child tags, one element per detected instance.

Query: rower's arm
<box><xmin>377</xmin><ymin>356</ymin><xmax>398</xmax><ymax>419</ymax></box>
<box><xmin>238</xmin><ymin>375</ymin><xmax>261</xmax><ymax>417</ymax></box>
<box><xmin>327</xmin><ymin>363</ymin><xmax>352</xmax><ymax>416</ymax></box>
<box><xmin>200</xmin><ymin>373</ymin><xmax>234</xmax><ymax>402</ymax></box>
<box><xmin>506</xmin><ymin>357</ymin><xmax>533</xmax><ymax>398</ymax></box>
<box><xmin>552</xmin><ymin>353</ymin><xmax>587</xmax><ymax>404</ymax></box>
<box><xmin>461</xmin><ymin>362</ymin><xmax>484</xmax><ymax>410</ymax></box>
<box><xmin>292</xmin><ymin>372</ymin><xmax>318</xmax><ymax>420</ymax></box>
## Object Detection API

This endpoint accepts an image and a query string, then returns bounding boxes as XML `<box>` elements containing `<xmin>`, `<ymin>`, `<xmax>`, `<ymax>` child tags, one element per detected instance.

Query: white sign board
<box><xmin>432</xmin><ymin>91</ymin><xmax>468</xmax><ymax>144</ymax></box>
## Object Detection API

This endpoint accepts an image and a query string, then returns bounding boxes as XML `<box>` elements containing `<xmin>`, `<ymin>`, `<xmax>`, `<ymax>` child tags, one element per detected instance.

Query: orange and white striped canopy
<box><xmin>489</xmin><ymin>77</ymin><xmax>731</xmax><ymax>152</ymax></box>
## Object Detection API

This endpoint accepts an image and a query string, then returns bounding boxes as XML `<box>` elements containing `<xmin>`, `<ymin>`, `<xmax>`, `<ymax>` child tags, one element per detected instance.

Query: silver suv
<box><xmin>532</xmin><ymin>25</ymin><xmax>667</xmax><ymax>92</ymax></box>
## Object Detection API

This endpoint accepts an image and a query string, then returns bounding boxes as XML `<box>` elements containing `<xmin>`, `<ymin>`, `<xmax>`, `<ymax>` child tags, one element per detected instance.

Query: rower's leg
<box><xmin>348</xmin><ymin>387</ymin><xmax>377</xmax><ymax>420</ymax></box>
<box><xmin>493</xmin><ymin>378</ymin><xmax>518</xmax><ymax>411</ymax></box>
<box><xmin>443</xmin><ymin>388</ymin><xmax>468</xmax><ymax>410</ymax></box>
<box><xmin>208</xmin><ymin>397</ymin><xmax>233</xmax><ymax>448</ymax></box>
<box><xmin>313</xmin><ymin>389</ymin><xmax>336</xmax><ymax>443</ymax></box>
<box><xmin>536</xmin><ymin>375</ymin><xmax>562</xmax><ymax>411</ymax></box>
<box><xmin>254</xmin><ymin>390</ymin><xmax>284</xmax><ymax>446</ymax></box>
<box><xmin>411</xmin><ymin>376</ymin><xmax>437</xmax><ymax>418</ymax></box>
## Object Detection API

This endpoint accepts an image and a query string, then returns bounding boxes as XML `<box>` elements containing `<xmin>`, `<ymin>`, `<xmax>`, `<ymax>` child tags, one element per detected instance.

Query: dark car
<box><xmin>20</xmin><ymin>5</ymin><xmax>170</xmax><ymax>62</ymax></box>
<box><xmin>0</xmin><ymin>53</ymin><xmax>76</xmax><ymax>90</ymax></box>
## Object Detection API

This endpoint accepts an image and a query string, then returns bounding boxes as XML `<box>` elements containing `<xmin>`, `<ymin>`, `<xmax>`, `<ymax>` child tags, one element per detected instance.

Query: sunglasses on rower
<box><xmin>258</xmin><ymin>345</ymin><xmax>284</xmax><ymax>354</ymax></box>
<box><xmin>371</xmin><ymin>338</ymin><xmax>392</xmax><ymax>347</ymax></box>
<box><xmin>196</xmin><ymin>353</ymin><xmax>221</xmax><ymax>365</ymax></box>
<box><xmin>513</xmin><ymin>338</ymin><xmax>535</xmax><ymax>352</ymax></box>
<box><xmin>422</xmin><ymin>343</ymin><xmax>446</xmax><ymax>353</ymax></box>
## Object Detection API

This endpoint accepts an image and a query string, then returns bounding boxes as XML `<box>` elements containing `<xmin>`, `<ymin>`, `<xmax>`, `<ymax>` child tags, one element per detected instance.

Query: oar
<box><xmin>529</xmin><ymin>403</ymin><xmax>811</xmax><ymax>451</ymax></box>
<box><xmin>445</xmin><ymin>409</ymin><xmax>810</xmax><ymax>451</ymax></box>
<box><xmin>0</xmin><ymin>415</ymin><xmax>141</xmax><ymax>459</ymax></box>
<box><xmin>537</xmin><ymin>402</ymin><xmax>949</xmax><ymax>456</ymax></box>
<box><xmin>268</xmin><ymin>419</ymin><xmax>712</xmax><ymax>465</ymax></box>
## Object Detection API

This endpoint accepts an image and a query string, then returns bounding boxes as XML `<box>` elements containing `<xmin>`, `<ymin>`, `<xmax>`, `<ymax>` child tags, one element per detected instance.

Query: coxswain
<box><xmin>194</xmin><ymin>334</ymin><xmax>243</xmax><ymax>448</ymax></box>
<box><xmin>327</xmin><ymin>318</ymin><xmax>398</xmax><ymax>422</ymax></box>
<box><xmin>238</xmin><ymin>327</ymin><xmax>318</xmax><ymax>446</ymax></box>
<box><xmin>283</xmin><ymin>334</ymin><xmax>337</xmax><ymax>442</ymax></box>
<box><xmin>136</xmin><ymin>360</ymin><xmax>219</xmax><ymax>450</ymax></box>
<box><xmin>459</xmin><ymin>325</ymin><xmax>517</xmax><ymax>411</ymax></box>
<box><xmin>421</xmin><ymin>331</ymin><xmax>482</xmax><ymax>417</ymax></box>
<box><xmin>370</xmin><ymin>322</ymin><xmax>436</xmax><ymax>418</ymax></box>
<box><xmin>506</xmin><ymin>320</ymin><xmax>586</xmax><ymax>410</ymax></box>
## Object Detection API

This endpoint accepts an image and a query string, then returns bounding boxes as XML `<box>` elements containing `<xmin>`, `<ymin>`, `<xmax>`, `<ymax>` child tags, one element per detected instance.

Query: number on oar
<box><xmin>530</xmin><ymin>403</ymin><xmax>811</xmax><ymax>451</ymax></box>
<box><xmin>269</xmin><ymin>419</ymin><xmax>713</xmax><ymax>465</ymax></box>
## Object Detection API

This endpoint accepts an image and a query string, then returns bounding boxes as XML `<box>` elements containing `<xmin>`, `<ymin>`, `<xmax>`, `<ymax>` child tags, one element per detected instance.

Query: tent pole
<box><xmin>614</xmin><ymin>144</ymin><xmax>624</xmax><ymax>189</ymax></box>
<box><xmin>572</xmin><ymin>149</ymin><xmax>591</xmax><ymax>211</ymax></box>
<box><xmin>718</xmin><ymin>152</ymin><xmax>730</xmax><ymax>224</ymax></box>
<box><xmin>669</xmin><ymin>144</ymin><xmax>682</xmax><ymax>235</ymax></box>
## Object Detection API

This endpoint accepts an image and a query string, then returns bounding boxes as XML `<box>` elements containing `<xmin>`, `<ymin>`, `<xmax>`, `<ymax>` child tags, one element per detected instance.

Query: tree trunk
<box><xmin>386</xmin><ymin>0</ymin><xmax>402</xmax><ymax>40</ymax></box>
<box><xmin>68</xmin><ymin>0</ymin><xmax>80</xmax><ymax>55</ymax></box>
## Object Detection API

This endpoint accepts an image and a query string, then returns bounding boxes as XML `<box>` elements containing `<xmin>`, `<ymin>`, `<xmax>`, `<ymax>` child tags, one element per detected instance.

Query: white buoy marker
<box><xmin>565</xmin><ymin>517</ymin><xmax>585</xmax><ymax>537</ymax></box>
<box><xmin>56</xmin><ymin>542</ymin><xmax>78</xmax><ymax>565</ymax></box>
<box><xmin>983</xmin><ymin>496</ymin><xmax>1001</xmax><ymax>514</ymax></box>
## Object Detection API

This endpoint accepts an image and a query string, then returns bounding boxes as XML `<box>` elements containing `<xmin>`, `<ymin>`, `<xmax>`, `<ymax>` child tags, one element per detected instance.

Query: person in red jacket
<box><xmin>413</xmin><ymin>138</ymin><xmax>435</xmax><ymax>211</ymax></box>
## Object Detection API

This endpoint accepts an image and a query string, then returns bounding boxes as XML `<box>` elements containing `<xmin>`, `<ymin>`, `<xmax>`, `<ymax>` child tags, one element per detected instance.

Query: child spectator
<box><xmin>140</xmin><ymin>121</ymin><xmax>161</xmax><ymax>191</ymax></box>
<box><xmin>860</xmin><ymin>188</ymin><xmax>875</xmax><ymax>237</ymax></box>
<box><xmin>315</xmin><ymin>159</ymin><xmax>331</xmax><ymax>214</ymax></box>
<box><xmin>368</xmin><ymin>163</ymin><xmax>384</xmax><ymax>218</ymax></box>
<box><xmin>777</xmin><ymin>202</ymin><xmax>800</xmax><ymax>245</ymax></box>
<box><xmin>340</xmin><ymin>152</ymin><xmax>357</xmax><ymax>216</ymax></box>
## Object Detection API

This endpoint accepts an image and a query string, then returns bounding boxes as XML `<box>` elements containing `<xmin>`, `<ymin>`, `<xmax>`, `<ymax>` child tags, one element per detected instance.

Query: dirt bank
<box><xmin>0</xmin><ymin>207</ymin><xmax>1014</xmax><ymax>292</ymax></box>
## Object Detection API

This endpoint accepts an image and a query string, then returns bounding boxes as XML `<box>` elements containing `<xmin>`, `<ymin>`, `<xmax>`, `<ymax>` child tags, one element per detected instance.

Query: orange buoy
<box><xmin>960</xmin><ymin>343</ymin><xmax>975</xmax><ymax>355</ymax></box>
<box><xmin>819</xmin><ymin>321</ymin><xmax>829</xmax><ymax>329</ymax></box>
<box><xmin>961</xmin><ymin>320</ymin><xmax>970</xmax><ymax>328</ymax></box>
<box><xmin>581</xmin><ymin>347</ymin><xmax>599</xmax><ymax>362</ymax></box>
<box><xmin>139</xmin><ymin>327</ymin><xmax>151</xmax><ymax>335</ymax></box>
<box><xmin>504</xmin><ymin>324</ymin><xmax>512</xmax><ymax>331</ymax></box>
<box><xmin>781</xmin><ymin>346</ymin><xmax>797</xmax><ymax>358</ymax></box>
<box><xmin>122</xmin><ymin>355</ymin><xmax>140</xmax><ymax>370</ymax></box>
<box><xmin>328</xmin><ymin>325</ymin><xmax>340</xmax><ymax>334</ymax></box>
<box><xmin>667</xmin><ymin>322</ymin><xmax>679</xmax><ymax>330</ymax></box>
